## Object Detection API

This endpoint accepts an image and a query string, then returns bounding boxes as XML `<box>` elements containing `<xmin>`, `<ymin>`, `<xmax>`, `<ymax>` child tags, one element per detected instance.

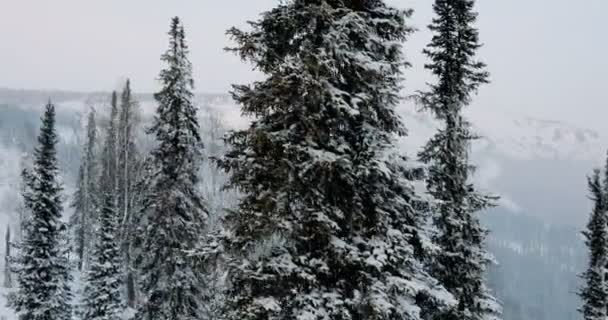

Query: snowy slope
<box><xmin>395</xmin><ymin>104</ymin><xmax>606</xmax><ymax>162</ymax></box>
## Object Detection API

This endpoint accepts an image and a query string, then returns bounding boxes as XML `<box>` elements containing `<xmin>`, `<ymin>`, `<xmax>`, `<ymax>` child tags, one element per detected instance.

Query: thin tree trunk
<box><xmin>126</xmin><ymin>248</ymin><xmax>136</xmax><ymax>307</ymax></box>
<box><xmin>4</xmin><ymin>226</ymin><xmax>11</xmax><ymax>288</ymax></box>
<box><xmin>78</xmin><ymin>200</ymin><xmax>86</xmax><ymax>271</ymax></box>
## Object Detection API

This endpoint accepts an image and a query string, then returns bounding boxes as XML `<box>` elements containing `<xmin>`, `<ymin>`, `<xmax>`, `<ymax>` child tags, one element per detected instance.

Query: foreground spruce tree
<box><xmin>9</xmin><ymin>102</ymin><xmax>73</xmax><ymax>320</ymax></box>
<box><xmin>81</xmin><ymin>99</ymin><xmax>125</xmax><ymax>320</ymax></box>
<box><xmin>220</xmin><ymin>1</ymin><xmax>451</xmax><ymax>319</ymax></box>
<box><xmin>579</xmin><ymin>169</ymin><xmax>608</xmax><ymax>320</ymax></box>
<box><xmin>70</xmin><ymin>109</ymin><xmax>98</xmax><ymax>271</ymax></box>
<box><xmin>417</xmin><ymin>0</ymin><xmax>500</xmax><ymax>319</ymax></box>
<box><xmin>134</xmin><ymin>17</ymin><xmax>208</xmax><ymax>320</ymax></box>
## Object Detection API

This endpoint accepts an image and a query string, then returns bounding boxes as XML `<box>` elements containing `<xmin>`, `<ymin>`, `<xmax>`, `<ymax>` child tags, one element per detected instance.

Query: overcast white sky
<box><xmin>1</xmin><ymin>0</ymin><xmax>607</xmax><ymax>128</ymax></box>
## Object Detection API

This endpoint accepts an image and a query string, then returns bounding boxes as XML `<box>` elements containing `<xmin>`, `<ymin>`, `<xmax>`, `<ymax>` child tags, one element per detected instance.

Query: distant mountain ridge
<box><xmin>1</xmin><ymin>88</ymin><xmax>602</xmax><ymax>226</ymax></box>
<box><xmin>4</xmin><ymin>87</ymin><xmax>603</xmax><ymax>162</ymax></box>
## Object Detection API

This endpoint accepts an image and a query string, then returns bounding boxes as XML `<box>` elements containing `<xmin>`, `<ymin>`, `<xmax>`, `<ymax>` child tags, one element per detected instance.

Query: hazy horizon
<box><xmin>2</xmin><ymin>1</ymin><xmax>608</xmax><ymax>130</ymax></box>
<box><xmin>0</xmin><ymin>3</ymin><xmax>603</xmax><ymax>319</ymax></box>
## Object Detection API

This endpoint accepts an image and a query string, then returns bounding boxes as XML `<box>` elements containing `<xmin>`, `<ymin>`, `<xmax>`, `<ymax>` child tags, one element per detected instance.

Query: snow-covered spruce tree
<box><xmin>417</xmin><ymin>0</ymin><xmax>500</xmax><ymax>319</ymax></box>
<box><xmin>134</xmin><ymin>17</ymin><xmax>208</xmax><ymax>320</ymax></box>
<box><xmin>9</xmin><ymin>102</ymin><xmax>73</xmax><ymax>320</ymax></box>
<box><xmin>70</xmin><ymin>109</ymin><xmax>98</xmax><ymax>271</ymax></box>
<box><xmin>81</xmin><ymin>173</ymin><xmax>124</xmax><ymax>320</ymax></box>
<box><xmin>219</xmin><ymin>1</ymin><xmax>452</xmax><ymax>319</ymax></box>
<box><xmin>579</xmin><ymin>169</ymin><xmax>608</xmax><ymax>320</ymax></box>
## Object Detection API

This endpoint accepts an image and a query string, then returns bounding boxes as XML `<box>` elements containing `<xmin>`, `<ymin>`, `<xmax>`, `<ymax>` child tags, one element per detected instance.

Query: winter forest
<box><xmin>0</xmin><ymin>1</ymin><xmax>605</xmax><ymax>320</ymax></box>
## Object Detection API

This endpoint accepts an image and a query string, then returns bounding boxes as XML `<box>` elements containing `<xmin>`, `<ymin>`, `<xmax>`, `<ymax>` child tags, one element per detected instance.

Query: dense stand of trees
<box><xmin>6</xmin><ymin>1</ymin><xmax>503</xmax><ymax>319</ymax></box>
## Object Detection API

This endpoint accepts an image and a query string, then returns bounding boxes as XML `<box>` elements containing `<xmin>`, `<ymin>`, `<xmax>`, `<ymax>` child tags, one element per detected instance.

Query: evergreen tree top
<box><xmin>420</xmin><ymin>0</ymin><xmax>488</xmax><ymax>115</ymax></box>
<box><xmin>35</xmin><ymin>102</ymin><xmax>60</xmax><ymax>174</ymax></box>
<box><xmin>121</xmin><ymin>79</ymin><xmax>132</xmax><ymax>105</ymax></box>
<box><xmin>225</xmin><ymin>0</ymin><xmax>414</xmax><ymax>159</ymax></box>
<box><xmin>150</xmin><ymin>16</ymin><xmax>201</xmax><ymax>183</ymax></box>
<box><xmin>156</xmin><ymin>16</ymin><xmax>194</xmax><ymax>97</ymax></box>
<box><xmin>111</xmin><ymin>90</ymin><xmax>118</xmax><ymax>110</ymax></box>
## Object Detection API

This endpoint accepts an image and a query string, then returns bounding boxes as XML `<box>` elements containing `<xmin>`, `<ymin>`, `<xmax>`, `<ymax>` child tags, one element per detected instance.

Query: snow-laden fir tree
<box><xmin>219</xmin><ymin>1</ymin><xmax>453</xmax><ymax>319</ymax></box>
<box><xmin>134</xmin><ymin>16</ymin><xmax>208</xmax><ymax>320</ymax></box>
<box><xmin>70</xmin><ymin>109</ymin><xmax>98</xmax><ymax>271</ymax></box>
<box><xmin>579</xmin><ymin>169</ymin><xmax>608</xmax><ymax>320</ymax></box>
<box><xmin>9</xmin><ymin>102</ymin><xmax>73</xmax><ymax>320</ymax></box>
<box><xmin>81</xmin><ymin>195</ymin><xmax>123</xmax><ymax>320</ymax></box>
<box><xmin>80</xmin><ymin>93</ymin><xmax>126</xmax><ymax>320</ymax></box>
<box><xmin>417</xmin><ymin>0</ymin><xmax>500</xmax><ymax>319</ymax></box>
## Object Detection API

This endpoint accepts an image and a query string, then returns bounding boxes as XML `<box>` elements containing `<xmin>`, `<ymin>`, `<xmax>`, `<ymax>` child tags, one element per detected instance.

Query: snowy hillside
<box><xmin>397</xmin><ymin>104</ymin><xmax>605</xmax><ymax>162</ymax></box>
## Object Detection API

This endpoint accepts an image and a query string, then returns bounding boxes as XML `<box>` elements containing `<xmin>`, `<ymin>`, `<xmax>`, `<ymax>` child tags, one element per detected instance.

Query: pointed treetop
<box><xmin>162</xmin><ymin>16</ymin><xmax>192</xmax><ymax>84</ymax></box>
<box><xmin>171</xmin><ymin>16</ymin><xmax>180</xmax><ymax>30</ymax></box>
<box><xmin>45</xmin><ymin>99</ymin><xmax>54</xmax><ymax>115</ymax></box>
<box><xmin>420</xmin><ymin>0</ymin><xmax>488</xmax><ymax>116</ymax></box>
<box><xmin>87</xmin><ymin>107</ymin><xmax>96</xmax><ymax>128</ymax></box>
<box><xmin>37</xmin><ymin>100</ymin><xmax>58</xmax><ymax>156</ymax></box>
<box><xmin>111</xmin><ymin>90</ymin><xmax>118</xmax><ymax>108</ymax></box>
<box><xmin>121</xmin><ymin>79</ymin><xmax>132</xmax><ymax>101</ymax></box>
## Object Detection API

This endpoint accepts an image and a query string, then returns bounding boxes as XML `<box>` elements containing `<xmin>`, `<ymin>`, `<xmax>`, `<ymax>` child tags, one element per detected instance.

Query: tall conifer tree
<box><xmin>417</xmin><ymin>0</ymin><xmax>500</xmax><ymax>319</ymax></box>
<box><xmin>579</xmin><ymin>169</ymin><xmax>608</xmax><ymax>320</ymax></box>
<box><xmin>220</xmin><ymin>1</ymin><xmax>452</xmax><ymax>319</ymax></box>
<box><xmin>9</xmin><ymin>102</ymin><xmax>73</xmax><ymax>320</ymax></box>
<box><xmin>117</xmin><ymin>79</ymin><xmax>140</xmax><ymax>228</ymax></box>
<box><xmin>134</xmin><ymin>17</ymin><xmax>208</xmax><ymax>320</ymax></box>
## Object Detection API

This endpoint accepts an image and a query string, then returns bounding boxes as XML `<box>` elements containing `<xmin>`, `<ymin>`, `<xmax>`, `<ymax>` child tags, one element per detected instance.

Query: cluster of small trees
<box><xmin>7</xmin><ymin>1</ymin><xmax>500</xmax><ymax>320</ymax></box>
<box><xmin>69</xmin><ymin>79</ymin><xmax>143</xmax><ymax>312</ymax></box>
